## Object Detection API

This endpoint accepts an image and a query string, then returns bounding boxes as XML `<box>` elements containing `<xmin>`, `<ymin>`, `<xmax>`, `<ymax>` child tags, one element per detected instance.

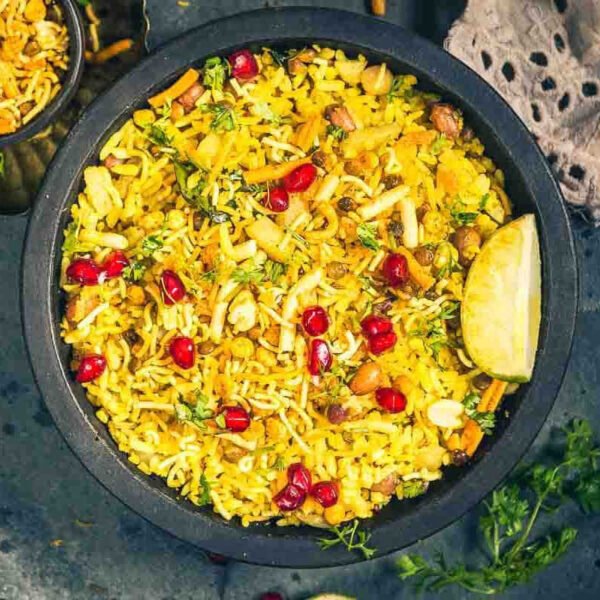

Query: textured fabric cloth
<box><xmin>446</xmin><ymin>0</ymin><xmax>600</xmax><ymax>224</ymax></box>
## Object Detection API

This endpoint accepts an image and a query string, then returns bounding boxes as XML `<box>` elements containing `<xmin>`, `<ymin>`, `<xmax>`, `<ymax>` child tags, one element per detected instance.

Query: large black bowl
<box><xmin>22</xmin><ymin>8</ymin><xmax>577</xmax><ymax>567</ymax></box>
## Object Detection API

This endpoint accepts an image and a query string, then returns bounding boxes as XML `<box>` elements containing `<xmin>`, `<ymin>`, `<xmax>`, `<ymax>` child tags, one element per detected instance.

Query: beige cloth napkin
<box><xmin>445</xmin><ymin>0</ymin><xmax>600</xmax><ymax>224</ymax></box>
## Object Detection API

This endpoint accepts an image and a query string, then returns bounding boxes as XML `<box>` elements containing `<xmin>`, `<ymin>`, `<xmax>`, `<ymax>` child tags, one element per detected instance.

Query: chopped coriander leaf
<box><xmin>273</xmin><ymin>456</ymin><xmax>286</xmax><ymax>471</ymax></box>
<box><xmin>122</xmin><ymin>261</ymin><xmax>146</xmax><ymax>282</ymax></box>
<box><xmin>439</xmin><ymin>301</ymin><xmax>459</xmax><ymax>320</ymax></box>
<box><xmin>241</xmin><ymin>182</ymin><xmax>266</xmax><ymax>195</ymax></box>
<box><xmin>470</xmin><ymin>411</ymin><xmax>496</xmax><ymax>435</ymax></box>
<box><xmin>318</xmin><ymin>519</ymin><xmax>376</xmax><ymax>560</ymax></box>
<box><xmin>231</xmin><ymin>265</ymin><xmax>264</xmax><ymax>284</ymax></box>
<box><xmin>430</xmin><ymin>133</ymin><xmax>448</xmax><ymax>155</ymax></box>
<box><xmin>450</xmin><ymin>200</ymin><xmax>479</xmax><ymax>226</ymax></box>
<box><xmin>357</xmin><ymin>222</ymin><xmax>380</xmax><ymax>251</ymax></box>
<box><xmin>462</xmin><ymin>392</ymin><xmax>481</xmax><ymax>412</ymax></box>
<box><xmin>270</xmin><ymin>48</ymin><xmax>291</xmax><ymax>67</ymax></box>
<box><xmin>147</xmin><ymin>124</ymin><xmax>172</xmax><ymax>146</ymax></box>
<box><xmin>198</xmin><ymin>474</ymin><xmax>212</xmax><ymax>506</ymax></box>
<box><xmin>203</xmin><ymin>56</ymin><xmax>230</xmax><ymax>91</ymax></box>
<box><xmin>402</xmin><ymin>480</ymin><xmax>427</xmax><ymax>498</ymax></box>
<box><xmin>387</xmin><ymin>74</ymin><xmax>415</xmax><ymax>101</ymax></box>
<box><xmin>141</xmin><ymin>235</ymin><xmax>164</xmax><ymax>256</ymax></box>
<box><xmin>200</xmin><ymin>269</ymin><xmax>217</xmax><ymax>283</ymax></box>
<box><xmin>326</xmin><ymin>124</ymin><xmax>347</xmax><ymax>141</ymax></box>
<box><xmin>263</xmin><ymin>259</ymin><xmax>287</xmax><ymax>283</ymax></box>
<box><xmin>203</xmin><ymin>103</ymin><xmax>236</xmax><ymax>132</ymax></box>
<box><xmin>173</xmin><ymin>159</ymin><xmax>208</xmax><ymax>205</ymax></box>
<box><xmin>61</xmin><ymin>221</ymin><xmax>89</xmax><ymax>254</ymax></box>
<box><xmin>479</xmin><ymin>193</ymin><xmax>490</xmax><ymax>210</ymax></box>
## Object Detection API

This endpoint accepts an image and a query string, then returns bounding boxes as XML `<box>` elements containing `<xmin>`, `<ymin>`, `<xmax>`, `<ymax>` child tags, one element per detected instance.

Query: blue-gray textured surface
<box><xmin>1</xmin><ymin>0</ymin><xmax>600</xmax><ymax>598</ymax></box>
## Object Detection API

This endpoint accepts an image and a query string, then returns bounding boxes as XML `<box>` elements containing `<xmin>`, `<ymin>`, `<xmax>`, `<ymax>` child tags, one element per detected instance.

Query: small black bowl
<box><xmin>0</xmin><ymin>0</ymin><xmax>85</xmax><ymax>149</ymax></box>
<box><xmin>22</xmin><ymin>8</ymin><xmax>577</xmax><ymax>568</ymax></box>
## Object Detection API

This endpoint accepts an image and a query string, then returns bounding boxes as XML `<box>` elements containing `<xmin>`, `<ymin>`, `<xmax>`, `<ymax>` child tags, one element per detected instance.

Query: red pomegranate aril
<box><xmin>222</xmin><ymin>405</ymin><xmax>251</xmax><ymax>432</ymax></box>
<box><xmin>273</xmin><ymin>483</ymin><xmax>306</xmax><ymax>512</ymax></box>
<box><xmin>368</xmin><ymin>331</ymin><xmax>397</xmax><ymax>355</ymax></box>
<box><xmin>308</xmin><ymin>339</ymin><xmax>333</xmax><ymax>376</ymax></box>
<box><xmin>169</xmin><ymin>336</ymin><xmax>195</xmax><ymax>369</ymax></box>
<box><xmin>382</xmin><ymin>253</ymin><xmax>410</xmax><ymax>288</ymax></box>
<box><xmin>261</xmin><ymin>187</ymin><xmax>289</xmax><ymax>212</ymax></box>
<box><xmin>360</xmin><ymin>314</ymin><xmax>392</xmax><ymax>338</ymax></box>
<box><xmin>310</xmin><ymin>481</ymin><xmax>339</xmax><ymax>508</ymax></box>
<box><xmin>101</xmin><ymin>251</ymin><xmax>129</xmax><ymax>279</ymax></box>
<box><xmin>206</xmin><ymin>552</ymin><xmax>228</xmax><ymax>565</ymax></box>
<box><xmin>287</xmin><ymin>463</ymin><xmax>312</xmax><ymax>494</ymax></box>
<box><xmin>66</xmin><ymin>258</ymin><xmax>101</xmax><ymax>286</ymax></box>
<box><xmin>161</xmin><ymin>270</ymin><xmax>186</xmax><ymax>305</ymax></box>
<box><xmin>282</xmin><ymin>163</ymin><xmax>317</xmax><ymax>193</ymax></box>
<box><xmin>75</xmin><ymin>354</ymin><xmax>106</xmax><ymax>383</ymax></box>
<box><xmin>375</xmin><ymin>387</ymin><xmax>407</xmax><ymax>413</ymax></box>
<box><xmin>228</xmin><ymin>49</ymin><xmax>259</xmax><ymax>80</ymax></box>
<box><xmin>302</xmin><ymin>305</ymin><xmax>329</xmax><ymax>336</ymax></box>
<box><xmin>260</xmin><ymin>593</ymin><xmax>284</xmax><ymax>600</ymax></box>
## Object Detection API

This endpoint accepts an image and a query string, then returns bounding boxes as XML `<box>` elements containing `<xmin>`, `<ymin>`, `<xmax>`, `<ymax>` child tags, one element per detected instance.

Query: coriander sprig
<box><xmin>317</xmin><ymin>519</ymin><xmax>376</xmax><ymax>560</ymax></box>
<box><xmin>397</xmin><ymin>419</ymin><xmax>600</xmax><ymax>595</ymax></box>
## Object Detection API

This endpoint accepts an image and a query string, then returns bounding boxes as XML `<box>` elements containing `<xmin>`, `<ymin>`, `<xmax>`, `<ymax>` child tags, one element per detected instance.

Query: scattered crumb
<box><xmin>49</xmin><ymin>539</ymin><xmax>64</xmax><ymax>548</ymax></box>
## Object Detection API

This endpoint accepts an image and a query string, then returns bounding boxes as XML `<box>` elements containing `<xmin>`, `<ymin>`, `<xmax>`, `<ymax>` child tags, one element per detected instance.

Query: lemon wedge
<box><xmin>461</xmin><ymin>214</ymin><xmax>541</xmax><ymax>382</ymax></box>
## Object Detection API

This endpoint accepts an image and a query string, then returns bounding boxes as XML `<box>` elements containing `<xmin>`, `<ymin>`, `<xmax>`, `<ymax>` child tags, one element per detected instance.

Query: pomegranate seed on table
<box><xmin>381</xmin><ymin>252</ymin><xmax>409</xmax><ymax>288</ymax></box>
<box><xmin>222</xmin><ymin>406</ymin><xmax>251</xmax><ymax>432</ymax></box>
<box><xmin>66</xmin><ymin>258</ymin><xmax>101</xmax><ymax>286</ymax></box>
<box><xmin>368</xmin><ymin>331</ymin><xmax>397</xmax><ymax>355</ymax></box>
<box><xmin>273</xmin><ymin>483</ymin><xmax>306</xmax><ymax>512</ymax></box>
<box><xmin>261</xmin><ymin>187</ymin><xmax>289</xmax><ymax>212</ymax></box>
<box><xmin>206</xmin><ymin>552</ymin><xmax>228</xmax><ymax>565</ymax></box>
<box><xmin>101</xmin><ymin>251</ymin><xmax>129</xmax><ymax>279</ymax></box>
<box><xmin>227</xmin><ymin>49</ymin><xmax>259</xmax><ymax>80</ymax></box>
<box><xmin>260</xmin><ymin>593</ymin><xmax>284</xmax><ymax>600</ymax></box>
<box><xmin>169</xmin><ymin>336</ymin><xmax>196</xmax><ymax>369</ymax></box>
<box><xmin>310</xmin><ymin>481</ymin><xmax>339</xmax><ymax>508</ymax></box>
<box><xmin>302</xmin><ymin>305</ymin><xmax>329</xmax><ymax>336</ymax></box>
<box><xmin>287</xmin><ymin>463</ymin><xmax>312</xmax><ymax>494</ymax></box>
<box><xmin>160</xmin><ymin>270</ymin><xmax>186</xmax><ymax>305</ymax></box>
<box><xmin>375</xmin><ymin>387</ymin><xmax>407</xmax><ymax>413</ymax></box>
<box><xmin>75</xmin><ymin>354</ymin><xmax>106</xmax><ymax>383</ymax></box>
<box><xmin>307</xmin><ymin>339</ymin><xmax>333</xmax><ymax>376</ymax></box>
<box><xmin>360</xmin><ymin>314</ymin><xmax>392</xmax><ymax>338</ymax></box>
<box><xmin>282</xmin><ymin>163</ymin><xmax>317</xmax><ymax>193</ymax></box>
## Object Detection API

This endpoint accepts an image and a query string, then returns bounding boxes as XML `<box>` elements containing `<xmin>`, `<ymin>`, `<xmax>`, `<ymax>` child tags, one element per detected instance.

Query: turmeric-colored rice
<box><xmin>60</xmin><ymin>46</ymin><xmax>511</xmax><ymax>528</ymax></box>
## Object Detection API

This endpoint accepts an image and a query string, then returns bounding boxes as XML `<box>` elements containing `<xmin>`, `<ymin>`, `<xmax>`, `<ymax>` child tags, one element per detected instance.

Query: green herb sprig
<box><xmin>318</xmin><ymin>519</ymin><xmax>376</xmax><ymax>560</ymax></box>
<box><xmin>203</xmin><ymin>57</ymin><xmax>230</xmax><ymax>91</ymax></box>
<box><xmin>398</xmin><ymin>419</ymin><xmax>600</xmax><ymax>595</ymax></box>
<box><xmin>357</xmin><ymin>222</ymin><xmax>380</xmax><ymax>251</ymax></box>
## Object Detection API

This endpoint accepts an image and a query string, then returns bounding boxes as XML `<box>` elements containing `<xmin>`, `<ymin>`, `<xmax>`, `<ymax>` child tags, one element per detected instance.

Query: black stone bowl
<box><xmin>0</xmin><ymin>0</ymin><xmax>85</xmax><ymax>148</ymax></box>
<box><xmin>22</xmin><ymin>8</ymin><xmax>577</xmax><ymax>567</ymax></box>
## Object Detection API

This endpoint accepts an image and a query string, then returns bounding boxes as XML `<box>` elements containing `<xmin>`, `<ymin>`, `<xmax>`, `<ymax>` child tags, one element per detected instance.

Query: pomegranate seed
<box><xmin>282</xmin><ymin>163</ymin><xmax>317</xmax><ymax>193</ymax></box>
<box><xmin>261</xmin><ymin>187</ymin><xmax>289</xmax><ymax>212</ymax></box>
<box><xmin>360</xmin><ymin>314</ymin><xmax>392</xmax><ymax>338</ymax></box>
<box><xmin>287</xmin><ymin>463</ymin><xmax>312</xmax><ymax>494</ymax></box>
<box><xmin>222</xmin><ymin>406</ymin><xmax>251</xmax><ymax>432</ymax></box>
<box><xmin>169</xmin><ymin>336</ymin><xmax>195</xmax><ymax>369</ymax></box>
<box><xmin>308</xmin><ymin>339</ymin><xmax>333</xmax><ymax>376</ymax></box>
<box><xmin>302</xmin><ymin>305</ymin><xmax>329</xmax><ymax>336</ymax></box>
<box><xmin>382</xmin><ymin>253</ymin><xmax>409</xmax><ymax>288</ymax></box>
<box><xmin>101</xmin><ymin>251</ymin><xmax>129</xmax><ymax>279</ymax></box>
<box><xmin>368</xmin><ymin>331</ymin><xmax>397</xmax><ymax>355</ymax></box>
<box><xmin>161</xmin><ymin>270</ymin><xmax>186</xmax><ymax>305</ymax></box>
<box><xmin>75</xmin><ymin>354</ymin><xmax>106</xmax><ymax>383</ymax></box>
<box><xmin>228</xmin><ymin>49</ymin><xmax>259</xmax><ymax>80</ymax></box>
<box><xmin>310</xmin><ymin>481</ymin><xmax>339</xmax><ymax>508</ymax></box>
<box><xmin>206</xmin><ymin>552</ymin><xmax>228</xmax><ymax>565</ymax></box>
<box><xmin>273</xmin><ymin>483</ymin><xmax>306</xmax><ymax>512</ymax></box>
<box><xmin>66</xmin><ymin>258</ymin><xmax>101</xmax><ymax>286</ymax></box>
<box><xmin>375</xmin><ymin>387</ymin><xmax>407</xmax><ymax>413</ymax></box>
<box><xmin>260</xmin><ymin>593</ymin><xmax>284</xmax><ymax>600</ymax></box>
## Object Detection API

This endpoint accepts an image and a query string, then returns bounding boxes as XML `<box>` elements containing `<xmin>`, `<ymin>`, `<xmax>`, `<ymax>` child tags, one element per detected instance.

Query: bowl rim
<box><xmin>21</xmin><ymin>7</ymin><xmax>577</xmax><ymax>567</ymax></box>
<box><xmin>0</xmin><ymin>0</ymin><xmax>85</xmax><ymax>149</ymax></box>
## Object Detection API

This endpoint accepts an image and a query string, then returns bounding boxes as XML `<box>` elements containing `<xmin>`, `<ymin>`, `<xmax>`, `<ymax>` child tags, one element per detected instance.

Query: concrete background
<box><xmin>1</xmin><ymin>1</ymin><xmax>599</xmax><ymax>598</ymax></box>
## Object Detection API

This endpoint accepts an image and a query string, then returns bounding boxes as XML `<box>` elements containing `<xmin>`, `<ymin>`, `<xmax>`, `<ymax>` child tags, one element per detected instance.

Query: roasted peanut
<box><xmin>349</xmin><ymin>362</ymin><xmax>383</xmax><ymax>395</ymax></box>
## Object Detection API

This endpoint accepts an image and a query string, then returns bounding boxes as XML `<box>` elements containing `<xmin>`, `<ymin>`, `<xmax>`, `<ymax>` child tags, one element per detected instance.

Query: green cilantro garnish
<box><xmin>402</xmin><ymin>480</ymin><xmax>428</xmax><ymax>499</ymax></box>
<box><xmin>273</xmin><ymin>456</ymin><xmax>286</xmax><ymax>471</ymax></box>
<box><xmin>318</xmin><ymin>519</ymin><xmax>376</xmax><ymax>560</ymax></box>
<box><xmin>175</xmin><ymin>392</ymin><xmax>214</xmax><ymax>431</ymax></box>
<box><xmin>430</xmin><ymin>133</ymin><xmax>449</xmax><ymax>155</ymax></box>
<box><xmin>61</xmin><ymin>220</ymin><xmax>90</xmax><ymax>254</ymax></box>
<box><xmin>147</xmin><ymin>124</ymin><xmax>172</xmax><ymax>147</ymax></box>
<box><xmin>326</xmin><ymin>124</ymin><xmax>347</xmax><ymax>141</ymax></box>
<box><xmin>203</xmin><ymin>57</ymin><xmax>230</xmax><ymax>91</ymax></box>
<box><xmin>231</xmin><ymin>265</ymin><xmax>265</xmax><ymax>285</ymax></box>
<box><xmin>398</xmin><ymin>419</ymin><xmax>600</xmax><ymax>595</ymax></box>
<box><xmin>450</xmin><ymin>200</ymin><xmax>479</xmax><ymax>226</ymax></box>
<box><xmin>122</xmin><ymin>261</ymin><xmax>146</xmax><ymax>282</ymax></box>
<box><xmin>141</xmin><ymin>235</ymin><xmax>164</xmax><ymax>256</ymax></box>
<box><xmin>203</xmin><ymin>103</ymin><xmax>236</xmax><ymax>132</ymax></box>
<box><xmin>463</xmin><ymin>392</ymin><xmax>496</xmax><ymax>435</ymax></box>
<box><xmin>357</xmin><ymin>222</ymin><xmax>380</xmax><ymax>251</ymax></box>
<box><xmin>198</xmin><ymin>474</ymin><xmax>212</xmax><ymax>506</ymax></box>
<box><xmin>263</xmin><ymin>259</ymin><xmax>287</xmax><ymax>283</ymax></box>
<box><xmin>479</xmin><ymin>193</ymin><xmax>490</xmax><ymax>211</ymax></box>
